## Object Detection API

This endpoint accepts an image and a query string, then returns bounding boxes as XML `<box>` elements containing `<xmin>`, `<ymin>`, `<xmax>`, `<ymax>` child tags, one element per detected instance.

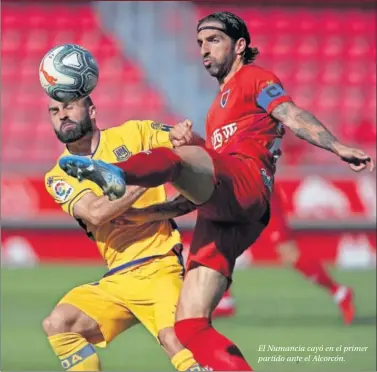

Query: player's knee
<box><xmin>173</xmin><ymin>146</ymin><xmax>194</xmax><ymax>159</ymax></box>
<box><xmin>176</xmin><ymin>267</ymin><xmax>227</xmax><ymax>321</ymax></box>
<box><xmin>175</xmin><ymin>298</ymin><xmax>209</xmax><ymax>321</ymax></box>
<box><xmin>158</xmin><ymin>327</ymin><xmax>184</xmax><ymax>358</ymax></box>
<box><xmin>42</xmin><ymin>316</ymin><xmax>54</xmax><ymax>336</ymax></box>
<box><xmin>43</xmin><ymin>313</ymin><xmax>71</xmax><ymax>336</ymax></box>
<box><xmin>43</xmin><ymin>304</ymin><xmax>87</xmax><ymax>336</ymax></box>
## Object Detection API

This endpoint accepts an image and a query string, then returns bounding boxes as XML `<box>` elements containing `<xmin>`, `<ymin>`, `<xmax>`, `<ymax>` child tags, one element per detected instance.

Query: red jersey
<box><xmin>205</xmin><ymin>64</ymin><xmax>292</xmax><ymax>173</ymax></box>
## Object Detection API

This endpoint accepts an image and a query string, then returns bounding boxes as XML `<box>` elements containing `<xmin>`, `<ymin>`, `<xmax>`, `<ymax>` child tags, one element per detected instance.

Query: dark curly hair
<box><xmin>197</xmin><ymin>11</ymin><xmax>259</xmax><ymax>64</ymax></box>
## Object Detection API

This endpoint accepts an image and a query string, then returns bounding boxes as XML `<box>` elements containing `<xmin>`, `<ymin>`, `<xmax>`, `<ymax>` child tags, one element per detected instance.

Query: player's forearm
<box><xmin>289</xmin><ymin>110</ymin><xmax>342</xmax><ymax>153</ymax></box>
<box><xmin>272</xmin><ymin>102</ymin><xmax>343</xmax><ymax>154</ymax></box>
<box><xmin>88</xmin><ymin>186</ymin><xmax>147</xmax><ymax>226</ymax></box>
<box><xmin>123</xmin><ymin>194</ymin><xmax>197</xmax><ymax>223</ymax></box>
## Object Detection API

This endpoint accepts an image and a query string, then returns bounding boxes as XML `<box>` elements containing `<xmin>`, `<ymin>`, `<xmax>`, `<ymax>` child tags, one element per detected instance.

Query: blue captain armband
<box><xmin>256</xmin><ymin>83</ymin><xmax>287</xmax><ymax>111</ymax></box>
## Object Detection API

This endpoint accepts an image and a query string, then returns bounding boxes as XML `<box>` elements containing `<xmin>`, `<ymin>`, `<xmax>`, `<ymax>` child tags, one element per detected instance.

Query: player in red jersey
<box><xmin>213</xmin><ymin>187</ymin><xmax>355</xmax><ymax>325</ymax></box>
<box><xmin>60</xmin><ymin>11</ymin><xmax>374</xmax><ymax>371</ymax></box>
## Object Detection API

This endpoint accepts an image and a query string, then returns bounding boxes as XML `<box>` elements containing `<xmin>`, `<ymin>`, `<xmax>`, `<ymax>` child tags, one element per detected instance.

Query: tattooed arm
<box><xmin>271</xmin><ymin>102</ymin><xmax>342</xmax><ymax>153</ymax></box>
<box><xmin>120</xmin><ymin>194</ymin><xmax>197</xmax><ymax>223</ymax></box>
<box><xmin>271</xmin><ymin>102</ymin><xmax>375</xmax><ymax>172</ymax></box>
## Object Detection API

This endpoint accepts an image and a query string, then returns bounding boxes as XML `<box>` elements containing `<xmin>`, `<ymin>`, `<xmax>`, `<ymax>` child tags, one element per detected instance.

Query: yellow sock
<box><xmin>171</xmin><ymin>348</ymin><xmax>199</xmax><ymax>371</ymax></box>
<box><xmin>48</xmin><ymin>332</ymin><xmax>101</xmax><ymax>371</ymax></box>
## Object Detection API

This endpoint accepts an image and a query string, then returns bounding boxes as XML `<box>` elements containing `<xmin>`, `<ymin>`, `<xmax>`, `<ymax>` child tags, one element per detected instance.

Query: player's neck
<box><xmin>67</xmin><ymin>128</ymin><xmax>100</xmax><ymax>156</ymax></box>
<box><xmin>219</xmin><ymin>60</ymin><xmax>244</xmax><ymax>91</ymax></box>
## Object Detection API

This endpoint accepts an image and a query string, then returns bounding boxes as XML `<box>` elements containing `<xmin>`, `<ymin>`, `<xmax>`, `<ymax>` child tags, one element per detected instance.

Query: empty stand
<box><xmin>1</xmin><ymin>4</ymin><xmax>175</xmax><ymax>169</ymax></box>
<box><xmin>2</xmin><ymin>4</ymin><xmax>375</xmax><ymax>169</ymax></box>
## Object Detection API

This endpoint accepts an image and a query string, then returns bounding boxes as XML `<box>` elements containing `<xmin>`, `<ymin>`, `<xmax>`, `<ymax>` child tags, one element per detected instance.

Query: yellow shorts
<box><xmin>59</xmin><ymin>253</ymin><xmax>184</xmax><ymax>347</ymax></box>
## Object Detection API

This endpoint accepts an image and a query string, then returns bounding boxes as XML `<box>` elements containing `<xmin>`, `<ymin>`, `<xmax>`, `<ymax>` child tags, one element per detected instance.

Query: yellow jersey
<box><xmin>45</xmin><ymin>120</ymin><xmax>181</xmax><ymax>270</ymax></box>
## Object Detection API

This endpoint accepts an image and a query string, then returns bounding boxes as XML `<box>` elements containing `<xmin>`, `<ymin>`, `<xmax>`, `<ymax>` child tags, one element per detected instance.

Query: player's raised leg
<box><xmin>43</xmin><ymin>304</ymin><xmax>103</xmax><ymax>371</ymax></box>
<box><xmin>59</xmin><ymin>145</ymin><xmax>217</xmax><ymax>206</ymax></box>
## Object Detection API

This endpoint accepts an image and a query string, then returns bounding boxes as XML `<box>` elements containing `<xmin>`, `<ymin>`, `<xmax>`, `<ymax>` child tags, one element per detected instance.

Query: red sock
<box><xmin>175</xmin><ymin>317</ymin><xmax>252</xmax><ymax>371</ymax></box>
<box><xmin>114</xmin><ymin>147</ymin><xmax>182</xmax><ymax>187</ymax></box>
<box><xmin>294</xmin><ymin>255</ymin><xmax>339</xmax><ymax>294</ymax></box>
<box><xmin>223</xmin><ymin>289</ymin><xmax>232</xmax><ymax>298</ymax></box>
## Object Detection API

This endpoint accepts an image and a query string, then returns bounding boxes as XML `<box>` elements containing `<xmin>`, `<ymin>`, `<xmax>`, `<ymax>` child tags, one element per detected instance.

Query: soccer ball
<box><xmin>39</xmin><ymin>44</ymin><xmax>99</xmax><ymax>103</ymax></box>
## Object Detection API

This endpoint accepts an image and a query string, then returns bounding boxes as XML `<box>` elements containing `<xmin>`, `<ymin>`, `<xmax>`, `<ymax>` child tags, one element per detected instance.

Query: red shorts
<box><xmin>186</xmin><ymin>149</ymin><xmax>272</xmax><ymax>279</ymax></box>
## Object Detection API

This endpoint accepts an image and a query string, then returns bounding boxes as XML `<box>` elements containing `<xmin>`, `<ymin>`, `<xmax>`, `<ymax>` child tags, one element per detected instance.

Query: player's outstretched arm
<box><xmin>73</xmin><ymin>186</ymin><xmax>147</xmax><ymax>227</ymax></box>
<box><xmin>271</xmin><ymin>102</ymin><xmax>375</xmax><ymax>172</ymax></box>
<box><xmin>120</xmin><ymin>194</ymin><xmax>197</xmax><ymax>223</ymax></box>
<box><xmin>272</xmin><ymin>101</ymin><xmax>342</xmax><ymax>151</ymax></box>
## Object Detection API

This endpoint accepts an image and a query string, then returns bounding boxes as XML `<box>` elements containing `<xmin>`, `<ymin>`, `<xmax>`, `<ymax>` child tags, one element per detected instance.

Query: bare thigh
<box><xmin>175</xmin><ymin>265</ymin><xmax>228</xmax><ymax>321</ymax></box>
<box><xmin>172</xmin><ymin>146</ymin><xmax>216</xmax><ymax>205</ymax></box>
<box><xmin>44</xmin><ymin>282</ymin><xmax>138</xmax><ymax>347</ymax></box>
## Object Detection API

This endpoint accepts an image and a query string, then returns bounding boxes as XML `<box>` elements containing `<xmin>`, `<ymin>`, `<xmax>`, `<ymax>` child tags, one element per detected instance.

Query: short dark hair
<box><xmin>83</xmin><ymin>96</ymin><xmax>94</xmax><ymax>107</ymax></box>
<box><xmin>197</xmin><ymin>11</ymin><xmax>259</xmax><ymax>64</ymax></box>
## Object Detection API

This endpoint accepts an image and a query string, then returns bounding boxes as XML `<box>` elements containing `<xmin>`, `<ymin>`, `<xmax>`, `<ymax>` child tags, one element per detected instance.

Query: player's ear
<box><xmin>89</xmin><ymin>104</ymin><xmax>97</xmax><ymax>120</ymax></box>
<box><xmin>235</xmin><ymin>38</ymin><xmax>247</xmax><ymax>56</ymax></box>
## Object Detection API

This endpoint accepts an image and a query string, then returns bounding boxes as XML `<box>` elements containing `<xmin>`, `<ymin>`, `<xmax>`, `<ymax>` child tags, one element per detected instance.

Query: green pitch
<box><xmin>1</xmin><ymin>266</ymin><xmax>376</xmax><ymax>371</ymax></box>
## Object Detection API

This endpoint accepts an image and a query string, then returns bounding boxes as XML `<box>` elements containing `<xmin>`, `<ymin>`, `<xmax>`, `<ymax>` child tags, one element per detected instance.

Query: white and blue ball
<box><xmin>39</xmin><ymin>44</ymin><xmax>99</xmax><ymax>103</ymax></box>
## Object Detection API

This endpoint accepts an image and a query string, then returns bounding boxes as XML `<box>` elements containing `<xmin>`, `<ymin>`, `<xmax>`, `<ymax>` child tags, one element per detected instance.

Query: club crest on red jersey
<box><xmin>220</xmin><ymin>89</ymin><xmax>231</xmax><ymax>108</ymax></box>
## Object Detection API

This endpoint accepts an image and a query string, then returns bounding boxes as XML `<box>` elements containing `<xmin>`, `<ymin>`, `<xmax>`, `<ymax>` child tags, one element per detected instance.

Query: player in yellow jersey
<box><xmin>43</xmin><ymin>96</ymin><xmax>202</xmax><ymax>371</ymax></box>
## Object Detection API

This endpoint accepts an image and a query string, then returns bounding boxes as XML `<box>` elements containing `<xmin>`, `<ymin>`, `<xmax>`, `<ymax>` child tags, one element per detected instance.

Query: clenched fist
<box><xmin>169</xmin><ymin>120</ymin><xmax>194</xmax><ymax>148</ymax></box>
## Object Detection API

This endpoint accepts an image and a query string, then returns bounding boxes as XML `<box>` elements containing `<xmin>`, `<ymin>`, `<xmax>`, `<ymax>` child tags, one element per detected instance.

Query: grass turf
<box><xmin>1</xmin><ymin>266</ymin><xmax>376</xmax><ymax>371</ymax></box>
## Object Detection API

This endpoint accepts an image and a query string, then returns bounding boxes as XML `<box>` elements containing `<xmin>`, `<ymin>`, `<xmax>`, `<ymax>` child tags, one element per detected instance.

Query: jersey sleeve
<box><xmin>255</xmin><ymin>70</ymin><xmax>292</xmax><ymax>114</ymax></box>
<box><xmin>45</xmin><ymin>171</ymin><xmax>102</xmax><ymax>217</ymax></box>
<box><xmin>119</xmin><ymin>120</ymin><xmax>174</xmax><ymax>151</ymax></box>
<box><xmin>138</xmin><ymin>120</ymin><xmax>174</xmax><ymax>150</ymax></box>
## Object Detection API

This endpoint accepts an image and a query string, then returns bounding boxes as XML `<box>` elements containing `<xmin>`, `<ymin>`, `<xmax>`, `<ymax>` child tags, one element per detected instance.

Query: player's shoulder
<box><xmin>45</xmin><ymin>149</ymin><xmax>69</xmax><ymax>182</ymax></box>
<box><xmin>239</xmin><ymin>64</ymin><xmax>280</xmax><ymax>81</ymax></box>
<box><xmin>105</xmin><ymin>120</ymin><xmax>157</xmax><ymax>142</ymax></box>
<box><xmin>45</xmin><ymin>164</ymin><xmax>61</xmax><ymax>183</ymax></box>
<box><xmin>108</xmin><ymin>119</ymin><xmax>154</xmax><ymax>134</ymax></box>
